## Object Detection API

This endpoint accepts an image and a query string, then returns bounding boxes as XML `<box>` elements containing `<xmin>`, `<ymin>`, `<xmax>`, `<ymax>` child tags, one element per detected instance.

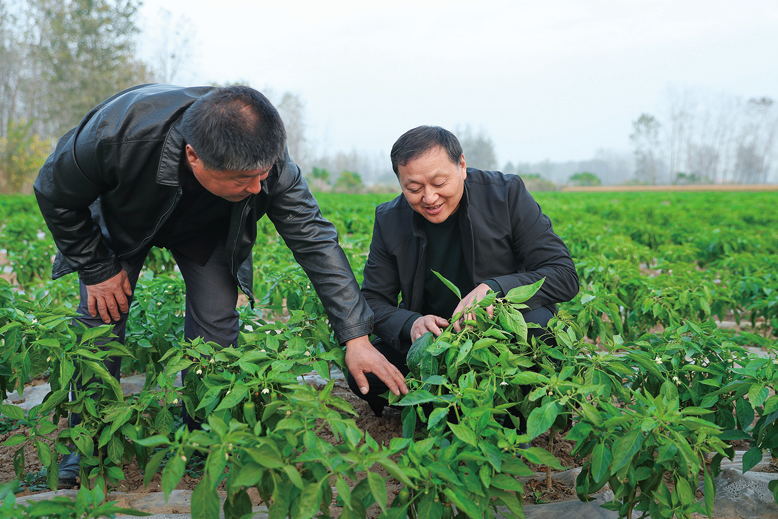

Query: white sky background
<box><xmin>138</xmin><ymin>0</ymin><xmax>778</xmax><ymax>166</ymax></box>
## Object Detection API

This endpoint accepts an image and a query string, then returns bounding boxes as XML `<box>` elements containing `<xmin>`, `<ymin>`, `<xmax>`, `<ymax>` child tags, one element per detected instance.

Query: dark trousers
<box><xmin>69</xmin><ymin>241</ymin><xmax>239</xmax><ymax>427</ymax></box>
<box><xmin>347</xmin><ymin>306</ymin><xmax>555</xmax><ymax>417</ymax></box>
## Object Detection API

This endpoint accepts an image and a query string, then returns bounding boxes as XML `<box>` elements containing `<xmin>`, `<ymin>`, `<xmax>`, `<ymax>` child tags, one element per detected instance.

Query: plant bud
<box><xmin>181</xmin><ymin>455</ymin><xmax>187</xmax><ymax>462</ymax></box>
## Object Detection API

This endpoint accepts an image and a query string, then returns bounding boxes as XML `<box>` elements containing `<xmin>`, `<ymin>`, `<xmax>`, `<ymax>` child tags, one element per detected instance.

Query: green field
<box><xmin>0</xmin><ymin>191</ymin><xmax>776</xmax><ymax>518</ymax></box>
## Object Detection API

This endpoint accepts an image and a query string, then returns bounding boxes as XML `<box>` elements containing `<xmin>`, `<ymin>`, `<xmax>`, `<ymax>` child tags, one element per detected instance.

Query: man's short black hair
<box><xmin>181</xmin><ymin>86</ymin><xmax>286</xmax><ymax>171</ymax></box>
<box><xmin>390</xmin><ymin>125</ymin><xmax>463</xmax><ymax>175</ymax></box>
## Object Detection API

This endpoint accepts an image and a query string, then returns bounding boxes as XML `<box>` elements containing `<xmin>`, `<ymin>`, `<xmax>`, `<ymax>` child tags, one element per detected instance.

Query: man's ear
<box><xmin>459</xmin><ymin>154</ymin><xmax>467</xmax><ymax>174</ymax></box>
<box><xmin>185</xmin><ymin>144</ymin><xmax>199</xmax><ymax>166</ymax></box>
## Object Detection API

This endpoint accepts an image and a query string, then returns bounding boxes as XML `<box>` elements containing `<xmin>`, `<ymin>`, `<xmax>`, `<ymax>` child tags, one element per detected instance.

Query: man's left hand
<box><xmin>452</xmin><ymin>283</ymin><xmax>494</xmax><ymax>332</ymax></box>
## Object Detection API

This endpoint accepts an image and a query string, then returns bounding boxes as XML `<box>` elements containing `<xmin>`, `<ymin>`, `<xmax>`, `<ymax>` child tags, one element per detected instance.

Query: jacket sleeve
<box><xmin>486</xmin><ymin>176</ymin><xmax>579</xmax><ymax>308</ymax></box>
<box><xmin>33</xmin><ymin>123</ymin><xmax>122</xmax><ymax>285</ymax></box>
<box><xmin>361</xmin><ymin>212</ymin><xmax>422</xmax><ymax>350</ymax></box>
<box><xmin>266</xmin><ymin>157</ymin><xmax>373</xmax><ymax>344</ymax></box>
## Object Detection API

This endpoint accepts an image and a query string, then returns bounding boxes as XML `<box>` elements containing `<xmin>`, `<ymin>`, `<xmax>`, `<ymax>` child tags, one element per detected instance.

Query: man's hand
<box><xmin>345</xmin><ymin>335</ymin><xmax>408</xmax><ymax>396</ymax></box>
<box><xmin>86</xmin><ymin>269</ymin><xmax>132</xmax><ymax>324</ymax></box>
<box><xmin>410</xmin><ymin>314</ymin><xmax>449</xmax><ymax>342</ymax></box>
<box><xmin>452</xmin><ymin>283</ymin><xmax>494</xmax><ymax>332</ymax></box>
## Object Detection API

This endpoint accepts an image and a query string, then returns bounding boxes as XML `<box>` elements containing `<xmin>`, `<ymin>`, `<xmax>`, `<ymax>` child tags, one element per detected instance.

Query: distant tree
<box><xmin>0</xmin><ymin>119</ymin><xmax>50</xmax><ymax>193</ymax></box>
<box><xmin>310</xmin><ymin>167</ymin><xmax>331</xmax><ymax>183</ymax></box>
<box><xmin>457</xmin><ymin>125</ymin><xmax>498</xmax><ymax>170</ymax></box>
<box><xmin>25</xmin><ymin>0</ymin><xmax>151</xmax><ymax>136</ymax></box>
<box><xmin>333</xmin><ymin>171</ymin><xmax>364</xmax><ymax>193</ymax></box>
<box><xmin>568</xmin><ymin>171</ymin><xmax>601</xmax><ymax>187</ymax></box>
<box><xmin>276</xmin><ymin>91</ymin><xmax>308</xmax><ymax>165</ymax></box>
<box><xmin>630</xmin><ymin>113</ymin><xmax>662</xmax><ymax>184</ymax></box>
<box><xmin>673</xmin><ymin>172</ymin><xmax>709</xmax><ymax>185</ymax></box>
<box><xmin>520</xmin><ymin>173</ymin><xmax>558</xmax><ymax>191</ymax></box>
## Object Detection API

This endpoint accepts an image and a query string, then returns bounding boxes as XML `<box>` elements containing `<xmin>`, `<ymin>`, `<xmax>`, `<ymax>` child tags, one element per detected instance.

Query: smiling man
<box><xmin>34</xmin><ymin>84</ymin><xmax>407</xmax><ymax>486</ymax></box>
<box><xmin>349</xmin><ymin>125</ymin><xmax>579</xmax><ymax>415</ymax></box>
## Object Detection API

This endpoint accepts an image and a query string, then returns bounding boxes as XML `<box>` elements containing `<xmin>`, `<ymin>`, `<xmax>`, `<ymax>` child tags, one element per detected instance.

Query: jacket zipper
<box><xmin>230</xmin><ymin>199</ymin><xmax>252</xmax><ymax>280</ymax></box>
<box><xmin>122</xmin><ymin>188</ymin><xmax>182</xmax><ymax>258</ymax></box>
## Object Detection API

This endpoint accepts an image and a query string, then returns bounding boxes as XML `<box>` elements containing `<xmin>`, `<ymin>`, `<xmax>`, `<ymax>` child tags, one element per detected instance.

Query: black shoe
<box><xmin>57</xmin><ymin>452</ymin><xmax>80</xmax><ymax>488</ymax></box>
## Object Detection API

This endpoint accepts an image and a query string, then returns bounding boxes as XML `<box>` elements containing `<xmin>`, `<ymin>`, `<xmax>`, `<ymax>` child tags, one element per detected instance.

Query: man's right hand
<box><xmin>410</xmin><ymin>314</ymin><xmax>449</xmax><ymax>342</ymax></box>
<box><xmin>86</xmin><ymin>269</ymin><xmax>132</xmax><ymax>323</ymax></box>
<box><xmin>345</xmin><ymin>335</ymin><xmax>408</xmax><ymax>396</ymax></box>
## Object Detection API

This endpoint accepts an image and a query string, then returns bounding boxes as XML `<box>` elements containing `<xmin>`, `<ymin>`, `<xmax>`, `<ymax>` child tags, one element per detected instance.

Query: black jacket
<box><xmin>34</xmin><ymin>84</ymin><xmax>373</xmax><ymax>343</ymax></box>
<box><xmin>361</xmin><ymin>168</ymin><xmax>578</xmax><ymax>350</ymax></box>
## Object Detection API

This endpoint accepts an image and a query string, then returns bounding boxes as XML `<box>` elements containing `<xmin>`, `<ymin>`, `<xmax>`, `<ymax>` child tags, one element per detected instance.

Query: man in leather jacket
<box><xmin>34</xmin><ymin>84</ymin><xmax>408</xmax><ymax>485</ymax></box>
<box><xmin>348</xmin><ymin>126</ymin><xmax>579</xmax><ymax>414</ymax></box>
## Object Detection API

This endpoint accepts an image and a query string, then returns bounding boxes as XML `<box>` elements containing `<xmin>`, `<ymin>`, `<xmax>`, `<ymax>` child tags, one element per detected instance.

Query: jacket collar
<box><xmin>156</xmin><ymin>118</ymin><xmax>185</xmax><ymax>187</ymax></box>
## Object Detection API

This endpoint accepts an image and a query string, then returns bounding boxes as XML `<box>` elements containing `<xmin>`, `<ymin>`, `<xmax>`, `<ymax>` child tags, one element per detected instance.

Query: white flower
<box><xmin>500</xmin><ymin>381</ymin><xmax>508</xmax><ymax>386</ymax></box>
<box><xmin>304</xmin><ymin>351</ymin><xmax>311</xmax><ymax>356</ymax></box>
<box><xmin>260</xmin><ymin>349</ymin><xmax>266</xmax><ymax>353</ymax></box>
<box><xmin>654</xmin><ymin>356</ymin><xmax>662</xmax><ymax>364</ymax></box>
<box><xmin>46</xmin><ymin>356</ymin><xmax>52</xmax><ymax>362</ymax></box>
<box><xmin>195</xmin><ymin>368</ymin><xmax>203</xmax><ymax>375</ymax></box>
<box><xmin>209</xmin><ymin>358</ymin><xmax>215</xmax><ymax>364</ymax></box>
<box><xmin>180</xmin><ymin>455</ymin><xmax>187</xmax><ymax>462</ymax></box>
<box><xmin>172</xmin><ymin>398</ymin><xmax>179</xmax><ymax>404</ymax></box>
<box><xmin>244</xmin><ymin>325</ymin><xmax>254</xmax><ymax>332</ymax></box>
<box><xmin>261</xmin><ymin>388</ymin><xmax>270</xmax><ymax>394</ymax></box>
<box><xmin>672</xmin><ymin>376</ymin><xmax>680</xmax><ymax>384</ymax></box>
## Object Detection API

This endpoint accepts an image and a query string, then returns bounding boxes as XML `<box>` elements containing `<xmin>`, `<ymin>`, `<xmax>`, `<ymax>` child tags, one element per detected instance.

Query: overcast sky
<box><xmin>139</xmin><ymin>0</ymin><xmax>778</xmax><ymax>165</ymax></box>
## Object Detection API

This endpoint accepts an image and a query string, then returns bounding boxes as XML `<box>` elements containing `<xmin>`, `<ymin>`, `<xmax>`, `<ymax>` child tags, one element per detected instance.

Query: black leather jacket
<box><xmin>34</xmin><ymin>84</ymin><xmax>373</xmax><ymax>343</ymax></box>
<box><xmin>361</xmin><ymin>168</ymin><xmax>579</xmax><ymax>350</ymax></box>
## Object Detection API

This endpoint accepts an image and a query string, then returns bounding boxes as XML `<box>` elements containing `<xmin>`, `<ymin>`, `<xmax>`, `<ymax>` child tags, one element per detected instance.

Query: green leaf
<box><xmin>134</xmin><ymin>435</ymin><xmax>171</xmax><ymax>447</ymax></box>
<box><xmin>367</xmin><ymin>472</ymin><xmax>387</xmax><ymax>511</ymax></box>
<box><xmin>448</xmin><ymin>421</ymin><xmax>477</xmax><ymax>447</ymax></box>
<box><xmin>427</xmin><ymin>407</ymin><xmax>448</xmax><ymax>430</ymax></box>
<box><xmin>748</xmin><ymin>384</ymin><xmax>769</xmax><ymax>408</ymax></box>
<box><xmin>246</xmin><ymin>445</ymin><xmax>284</xmax><ymax>468</ymax></box>
<box><xmin>233</xmin><ymin>463</ymin><xmax>264</xmax><ymax>487</ymax></box>
<box><xmin>192</xmin><ymin>476</ymin><xmax>220</xmax><ymax>519</ymax></box>
<box><xmin>490</xmin><ymin>474</ymin><xmax>524</xmax><ymax>492</ymax></box>
<box><xmin>512</xmin><ymin>371</ymin><xmax>549</xmax><ymax>385</ymax></box>
<box><xmin>83</xmin><ymin>360</ymin><xmax>123</xmax><ymax>400</ymax></box>
<box><xmin>521</xmin><ymin>447</ymin><xmax>563</xmax><ymax>470</ymax></box>
<box><xmin>432</xmin><ymin>270</ymin><xmax>461</xmax><ymax>299</ymax></box>
<box><xmin>704</xmin><ymin>467</ymin><xmax>715</xmax><ymax>516</ymax></box>
<box><xmin>443</xmin><ymin>487</ymin><xmax>483</xmax><ymax>519</ymax></box>
<box><xmin>454</xmin><ymin>339</ymin><xmax>474</xmax><ymax>367</ymax></box>
<box><xmin>526</xmin><ymin>401</ymin><xmax>560</xmax><ymax>440</ymax></box>
<box><xmin>736</xmin><ymin>398</ymin><xmax>755</xmax><ymax>430</ymax></box>
<box><xmin>214</xmin><ymin>385</ymin><xmax>249</xmax><ymax>412</ymax></box>
<box><xmin>296</xmin><ymin>479</ymin><xmax>323</xmax><ymax>519</ymax></box>
<box><xmin>282</xmin><ymin>464</ymin><xmax>304</xmax><ymax>490</ymax></box>
<box><xmin>0</xmin><ymin>404</ymin><xmax>24</xmax><ymax>421</ymax></box>
<box><xmin>610</xmin><ymin>430</ymin><xmax>643</xmax><ymax>473</ymax></box>
<box><xmin>676</xmin><ymin>477</ymin><xmax>694</xmax><ymax>505</ymax></box>
<box><xmin>742</xmin><ymin>447</ymin><xmax>763</xmax><ymax>473</ymax></box>
<box><xmin>2</xmin><ymin>434</ymin><xmax>26</xmax><ymax>447</ymax></box>
<box><xmin>144</xmin><ymin>450</ymin><xmax>166</xmax><ymax>486</ymax></box>
<box><xmin>504</xmin><ymin>278</ymin><xmax>545</xmax><ymax>304</ymax></box>
<box><xmin>35</xmin><ymin>440</ymin><xmax>51</xmax><ymax>467</ymax></box>
<box><xmin>162</xmin><ymin>453</ymin><xmax>186</xmax><ymax>496</ymax></box>
<box><xmin>396</xmin><ymin>390</ymin><xmax>437</xmax><ymax>406</ymax></box>
<box><xmin>590</xmin><ymin>443</ymin><xmax>611</xmax><ymax>483</ymax></box>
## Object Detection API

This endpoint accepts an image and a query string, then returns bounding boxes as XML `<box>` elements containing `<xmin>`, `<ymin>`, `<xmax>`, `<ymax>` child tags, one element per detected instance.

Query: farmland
<box><xmin>0</xmin><ymin>190</ymin><xmax>776</xmax><ymax>518</ymax></box>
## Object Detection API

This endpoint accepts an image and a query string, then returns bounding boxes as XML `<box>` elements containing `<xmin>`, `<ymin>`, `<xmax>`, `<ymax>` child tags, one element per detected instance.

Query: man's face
<box><xmin>397</xmin><ymin>145</ymin><xmax>467</xmax><ymax>223</ymax></box>
<box><xmin>185</xmin><ymin>144</ymin><xmax>271</xmax><ymax>202</ymax></box>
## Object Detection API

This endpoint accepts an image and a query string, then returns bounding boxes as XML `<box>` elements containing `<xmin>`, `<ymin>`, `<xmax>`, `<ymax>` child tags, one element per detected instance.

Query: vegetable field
<box><xmin>0</xmin><ymin>190</ymin><xmax>776</xmax><ymax>519</ymax></box>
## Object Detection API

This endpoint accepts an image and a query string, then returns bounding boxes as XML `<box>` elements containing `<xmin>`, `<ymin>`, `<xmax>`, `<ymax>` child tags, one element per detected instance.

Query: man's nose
<box><xmin>246</xmin><ymin>176</ymin><xmax>262</xmax><ymax>195</ymax></box>
<box><xmin>422</xmin><ymin>188</ymin><xmax>438</xmax><ymax>204</ymax></box>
